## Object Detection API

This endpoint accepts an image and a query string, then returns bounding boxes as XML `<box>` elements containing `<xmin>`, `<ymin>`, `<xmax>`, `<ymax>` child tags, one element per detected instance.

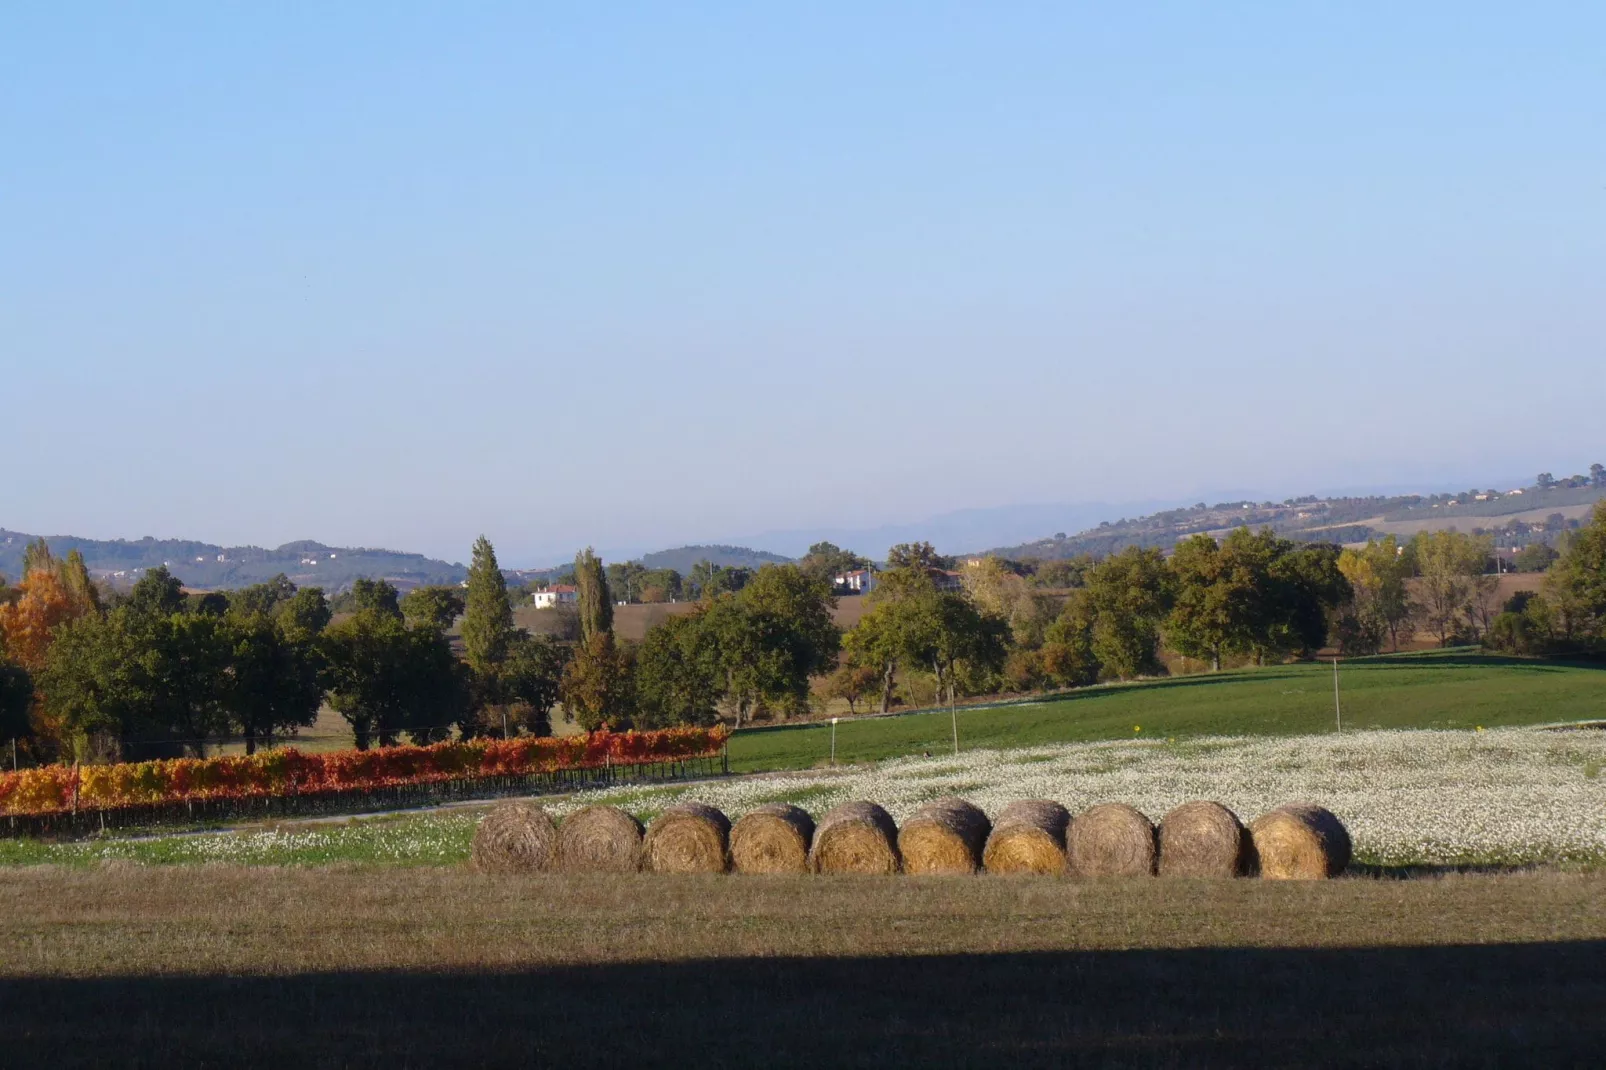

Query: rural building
<box><xmin>834</xmin><ymin>568</ymin><xmax>876</xmax><ymax>594</ymax></box>
<box><xmin>532</xmin><ymin>584</ymin><xmax>579</xmax><ymax>609</ymax></box>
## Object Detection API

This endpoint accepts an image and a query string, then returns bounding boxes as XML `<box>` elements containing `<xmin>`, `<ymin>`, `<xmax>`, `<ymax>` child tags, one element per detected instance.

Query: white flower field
<box><xmin>569</xmin><ymin>726</ymin><xmax>1606</xmax><ymax>867</ymax></box>
<box><xmin>3</xmin><ymin>726</ymin><xmax>1601</xmax><ymax>868</ymax></box>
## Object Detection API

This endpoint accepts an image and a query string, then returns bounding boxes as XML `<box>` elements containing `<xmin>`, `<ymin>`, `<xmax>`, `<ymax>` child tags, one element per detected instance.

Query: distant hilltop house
<box><xmin>832</xmin><ymin>567</ymin><xmax>963</xmax><ymax>595</ymax></box>
<box><xmin>834</xmin><ymin>568</ymin><xmax>876</xmax><ymax>594</ymax></box>
<box><xmin>532</xmin><ymin>584</ymin><xmax>579</xmax><ymax>609</ymax></box>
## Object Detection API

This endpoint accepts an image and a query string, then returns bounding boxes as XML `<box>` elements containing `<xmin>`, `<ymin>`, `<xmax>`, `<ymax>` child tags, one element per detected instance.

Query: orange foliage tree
<box><xmin>0</xmin><ymin>569</ymin><xmax>77</xmax><ymax>673</ymax></box>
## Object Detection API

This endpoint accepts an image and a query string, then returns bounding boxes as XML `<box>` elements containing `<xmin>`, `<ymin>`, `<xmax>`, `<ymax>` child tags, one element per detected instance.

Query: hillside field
<box><xmin>726</xmin><ymin>650</ymin><xmax>1605</xmax><ymax>773</ymax></box>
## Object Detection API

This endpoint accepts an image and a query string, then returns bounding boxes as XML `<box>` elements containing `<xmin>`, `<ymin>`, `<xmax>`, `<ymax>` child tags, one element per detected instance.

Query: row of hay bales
<box><xmin>475</xmin><ymin>797</ymin><xmax>1352</xmax><ymax>879</ymax></box>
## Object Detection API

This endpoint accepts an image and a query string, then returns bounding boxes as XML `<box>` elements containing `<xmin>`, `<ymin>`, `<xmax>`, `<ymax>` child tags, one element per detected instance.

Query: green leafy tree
<box><xmin>405</xmin><ymin>584</ymin><xmax>467</xmax><ymax>636</ymax></box>
<box><xmin>0</xmin><ymin>660</ymin><xmax>32</xmax><ymax>752</ymax></box>
<box><xmin>574</xmin><ymin>547</ymin><xmax>614</xmax><ymax>642</ymax></box>
<box><xmin>461</xmin><ymin>537</ymin><xmax>514</xmax><ymax>672</ymax></box>
<box><xmin>346</xmin><ymin>578</ymin><xmax>402</xmax><ymax>619</ymax></box>
<box><xmin>798</xmin><ymin>542</ymin><xmax>870</xmax><ymax>583</ymax></box>
<box><xmin>323</xmin><ymin>608</ymin><xmax>465</xmax><ymax>749</ymax></box>
<box><xmin>1165</xmin><ymin>535</ymin><xmax>1235</xmax><ymax>670</ymax></box>
<box><xmin>127</xmin><ymin>566</ymin><xmax>185</xmax><ymax>619</ymax></box>
<box><xmin>1079</xmin><ymin>547</ymin><xmax>1173</xmax><ymax>679</ymax></box>
<box><xmin>634</xmin><ymin>612</ymin><xmax>722</xmax><ymax>728</ymax></box>
<box><xmin>560</xmin><ymin>631</ymin><xmax>634</xmax><ymax>731</ymax></box>
<box><xmin>886</xmin><ymin>541</ymin><xmax>947</xmax><ymax>571</ymax></box>
<box><xmin>1514</xmin><ymin>543</ymin><xmax>1559</xmax><ymax>573</ymax></box>
<box><xmin>219</xmin><ymin>612</ymin><xmax>324</xmax><ymax>754</ymax></box>
<box><xmin>230</xmin><ymin>574</ymin><xmax>297</xmax><ymax>619</ymax></box>
<box><xmin>1542</xmin><ymin>502</ymin><xmax>1606</xmax><ymax>647</ymax></box>
<box><xmin>278</xmin><ymin>587</ymin><xmax>332</xmax><ymax>642</ymax></box>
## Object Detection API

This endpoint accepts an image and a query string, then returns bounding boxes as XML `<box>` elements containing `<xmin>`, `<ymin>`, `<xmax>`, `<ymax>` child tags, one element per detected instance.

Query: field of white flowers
<box><xmin>3</xmin><ymin>727</ymin><xmax>1601</xmax><ymax>868</ymax></box>
<box><xmin>565</xmin><ymin>726</ymin><xmax>1606</xmax><ymax>867</ymax></box>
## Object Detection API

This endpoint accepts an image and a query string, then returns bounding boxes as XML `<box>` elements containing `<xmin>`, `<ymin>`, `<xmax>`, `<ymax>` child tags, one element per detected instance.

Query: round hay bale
<box><xmin>1249</xmin><ymin>803</ymin><xmax>1351</xmax><ymax>879</ymax></box>
<box><xmin>1066</xmin><ymin>803</ymin><xmax>1156</xmax><ymax>878</ymax></box>
<box><xmin>557</xmin><ymin>804</ymin><xmax>644</xmax><ymax>873</ymax></box>
<box><xmin>982</xmin><ymin>799</ymin><xmax>1070</xmax><ymax>875</ymax></box>
<box><xmin>730</xmin><ymin>803</ymin><xmax>816</xmax><ymax>874</ymax></box>
<box><xmin>898</xmin><ymin>797</ymin><xmax>991</xmax><ymax>875</ymax></box>
<box><xmin>644</xmin><ymin>802</ymin><xmax>731</xmax><ymax>874</ymax></box>
<box><xmin>471</xmin><ymin>801</ymin><xmax>558</xmax><ymax>874</ymax></box>
<box><xmin>809</xmin><ymin>801</ymin><xmax>900</xmax><ymax>875</ymax></box>
<box><xmin>1158</xmin><ymin>801</ymin><xmax>1250</xmax><ymax>878</ymax></box>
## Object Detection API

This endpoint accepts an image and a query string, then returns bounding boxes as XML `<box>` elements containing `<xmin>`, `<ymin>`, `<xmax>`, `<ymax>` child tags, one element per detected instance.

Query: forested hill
<box><xmin>979</xmin><ymin>475</ymin><xmax>1606</xmax><ymax>561</ymax></box>
<box><xmin>640</xmin><ymin>545</ymin><xmax>793</xmax><ymax>573</ymax></box>
<box><xmin>0</xmin><ymin>530</ymin><xmax>466</xmax><ymax>591</ymax></box>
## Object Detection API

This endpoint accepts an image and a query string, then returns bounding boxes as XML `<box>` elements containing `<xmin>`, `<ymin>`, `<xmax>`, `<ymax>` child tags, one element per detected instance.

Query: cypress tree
<box><xmin>462</xmin><ymin>535</ymin><xmax>514</xmax><ymax>673</ymax></box>
<box><xmin>574</xmin><ymin>547</ymin><xmax>614</xmax><ymax>643</ymax></box>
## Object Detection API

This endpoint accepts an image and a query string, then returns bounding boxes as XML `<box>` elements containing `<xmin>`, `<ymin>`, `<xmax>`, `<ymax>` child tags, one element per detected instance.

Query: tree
<box><xmin>1079</xmin><ymin>547</ymin><xmax>1173</xmax><ymax>679</ymax></box>
<box><xmin>230</xmin><ymin>574</ymin><xmax>297</xmax><ymax>619</ymax></box>
<box><xmin>0</xmin><ymin>660</ymin><xmax>33</xmax><ymax>753</ymax></box>
<box><xmin>1513</xmin><ymin>542</ymin><xmax>1559</xmax><ymax>573</ymax></box>
<box><xmin>560</xmin><ymin>631</ymin><xmax>633</xmax><ymax>731</ymax></box>
<box><xmin>822</xmin><ymin>664</ymin><xmax>878</xmax><ymax>715</ymax></box>
<box><xmin>323</xmin><ymin>607</ymin><xmax>465</xmax><ymax>749</ymax></box>
<box><xmin>0</xmin><ymin>568</ymin><xmax>76</xmax><ymax>672</ymax></box>
<box><xmin>1593</xmin><ymin>463</ymin><xmax>1605</xmax><ymax>489</ymax></box>
<box><xmin>574</xmin><ymin>547</ymin><xmax>613</xmax><ymax>642</ymax></box>
<box><xmin>462</xmin><ymin>537</ymin><xmax>514</xmax><ymax>672</ymax></box>
<box><xmin>1338</xmin><ymin>536</ymin><xmax>1413</xmax><ymax>653</ymax></box>
<box><xmin>219</xmin><ymin>611</ymin><xmax>324</xmax><ymax>754</ymax></box>
<box><xmin>465</xmin><ymin>631</ymin><xmax>566</xmax><ymax>738</ymax></box>
<box><xmin>1542</xmin><ymin>502</ymin><xmax>1606</xmax><ymax>648</ymax></box>
<box><xmin>126</xmin><ymin>566</ymin><xmax>185</xmax><ymax>619</ymax></box>
<box><xmin>798</xmin><ymin>542</ymin><xmax>869</xmax><ymax>583</ymax></box>
<box><xmin>1411</xmin><ymin>530</ymin><xmax>1493</xmax><ymax>646</ymax></box>
<box><xmin>346</xmin><ymin>577</ymin><xmax>402</xmax><ymax>620</ymax></box>
<box><xmin>1537</xmin><ymin>472</ymin><xmax>1556</xmax><ymax>489</ymax></box>
<box><xmin>634</xmin><ymin>612</ymin><xmax>722</xmax><ymax>728</ymax></box>
<box><xmin>887</xmin><ymin>542</ymin><xmax>947</xmax><ymax>571</ymax></box>
<box><xmin>278</xmin><ymin>587</ymin><xmax>332</xmax><ymax>642</ymax></box>
<box><xmin>606</xmin><ymin>561</ymin><xmax>647</xmax><ymax>604</ymax></box>
<box><xmin>404</xmin><ymin>585</ymin><xmax>466</xmax><ymax>636</ymax></box>
<box><xmin>58</xmin><ymin>550</ymin><xmax>100</xmax><ymax>617</ymax></box>
<box><xmin>1165</xmin><ymin>535</ymin><xmax>1235</xmax><ymax>671</ymax></box>
<box><xmin>961</xmin><ymin>557</ymin><xmax>1052</xmax><ymax>649</ymax></box>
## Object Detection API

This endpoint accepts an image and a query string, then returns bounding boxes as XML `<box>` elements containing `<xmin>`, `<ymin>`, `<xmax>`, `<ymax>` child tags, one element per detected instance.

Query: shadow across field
<box><xmin>6</xmin><ymin>942</ymin><xmax>1604</xmax><ymax>1068</ymax></box>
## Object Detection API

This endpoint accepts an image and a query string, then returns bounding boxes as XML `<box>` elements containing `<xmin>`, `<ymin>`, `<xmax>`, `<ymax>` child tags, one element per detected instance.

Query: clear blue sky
<box><xmin>3</xmin><ymin>3</ymin><xmax>1602</xmax><ymax>565</ymax></box>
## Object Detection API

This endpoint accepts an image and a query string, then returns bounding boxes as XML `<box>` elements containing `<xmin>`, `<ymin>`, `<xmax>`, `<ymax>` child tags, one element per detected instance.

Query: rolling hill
<box><xmin>0</xmin><ymin>530</ymin><xmax>466</xmax><ymax>592</ymax></box>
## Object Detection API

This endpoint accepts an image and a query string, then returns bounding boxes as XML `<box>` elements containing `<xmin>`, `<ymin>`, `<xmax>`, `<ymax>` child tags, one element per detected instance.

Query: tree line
<box><xmin>5</xmin><ymin>506</ymin><xmax>1604</xmax><ymax>766</ymax></box>
<box><xmin>0</xmin><ymin>537</ymin><xmax>561</xmax><ymax>763</ymax></box>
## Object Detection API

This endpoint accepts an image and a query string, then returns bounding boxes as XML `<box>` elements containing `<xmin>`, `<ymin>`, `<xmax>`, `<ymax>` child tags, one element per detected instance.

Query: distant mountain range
<box><xmin>0</xmin><ymin>530</ymin><xmax>466</xmax><ymax>592</ymax></box>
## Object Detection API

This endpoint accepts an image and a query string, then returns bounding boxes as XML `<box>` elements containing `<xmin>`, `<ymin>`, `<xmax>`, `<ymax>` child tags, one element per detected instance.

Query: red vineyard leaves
<box><xmin>0</xmin><ymin>726</ymin><xmax>729</xmax><ymax>817</ymax></box>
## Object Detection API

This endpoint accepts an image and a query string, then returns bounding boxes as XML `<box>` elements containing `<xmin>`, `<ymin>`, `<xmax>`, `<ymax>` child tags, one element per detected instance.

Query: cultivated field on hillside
<box><xmin>2</xmin><ymin>868</ymin><xmax>1603</xmax><ymax>1066</ymax></box>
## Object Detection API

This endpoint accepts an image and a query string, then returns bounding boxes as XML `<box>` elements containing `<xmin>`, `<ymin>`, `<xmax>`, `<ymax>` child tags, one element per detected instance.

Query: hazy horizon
<box><xmin>5</xmin><ymin>5</ymin><xmax>1601</xmax><ymax>566</ymax></box>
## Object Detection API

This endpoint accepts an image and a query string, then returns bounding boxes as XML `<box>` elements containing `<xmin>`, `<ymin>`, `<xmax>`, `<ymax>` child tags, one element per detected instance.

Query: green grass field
<box><xmin>729</xmin><ymin>650</ymin><xmax>1606</xmax><ymax>772</ymax></box>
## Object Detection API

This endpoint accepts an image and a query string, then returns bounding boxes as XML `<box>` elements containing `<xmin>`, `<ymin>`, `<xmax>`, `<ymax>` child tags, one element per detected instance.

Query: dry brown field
<box><xmin>2</xmin><ymin>866</ymin><xmax>1603</xmax><ymax>1066</ymax></box>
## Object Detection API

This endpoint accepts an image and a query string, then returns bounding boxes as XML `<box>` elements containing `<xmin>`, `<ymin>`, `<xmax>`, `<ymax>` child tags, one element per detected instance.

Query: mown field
<box><xmin>728</xmin><ymin>650</ymin><xmax>1605</xmax><ymax>773</ymax></box>
<box><xmin>2</xmin><ymin>867</ymin><xmax>1604</xmax><ymax>1066</ymax></box>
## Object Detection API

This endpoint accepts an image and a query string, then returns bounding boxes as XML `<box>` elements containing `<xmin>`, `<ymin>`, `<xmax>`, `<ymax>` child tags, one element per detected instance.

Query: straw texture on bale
<box><xmin>809</xmin><ymin>801</ymin><xmax>900</xmax><ymax>875</ymax></box>
<box><xmin>470</xmin><ymin>801</ymin><xmax>558</xmax><ymax>874</ymax></box>
<box><xmin>1250</xmin><ymin>803</ymin><xmax>1352</xmax><ymax>879</ymax></box>
<box><xmin>1066</xmin><ymin>803</ymin><xmax>1157</xmax><ymax>878</ymax></box>
<box><xmin>1157</xmin><ymin>800</ymin><xmax>1250</xmax><ymax>878</ymax></box>
<box><xmin>557</xmin><ymin>805</ymin><xmax>644</xmax><ymax>873</ymax></box>
<box><xmin>643</xmin><ymin>802</ymin><xmax>731</xmax><ymax>874</ymax></box>
<box><xmin>729</xmin><ymin>803</ymin><xmax>816</xmax><ymax>874</ymax></box>
<box><xmin>898</xmin><ymin>797</ymin><xmax>992</xmax><ymax>875</ymax></box>
<box><xmin>982</xmin><ymin>799</ymin><xmax>1070</xmax><ymax>875</ymax></box>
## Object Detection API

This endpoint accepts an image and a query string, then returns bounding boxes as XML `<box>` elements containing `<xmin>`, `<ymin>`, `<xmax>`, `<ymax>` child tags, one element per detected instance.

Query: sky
<box><xmin>3</xmin><ymin>3</ymin><xmax>1602</xmax><ymax>565</ymax></box>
